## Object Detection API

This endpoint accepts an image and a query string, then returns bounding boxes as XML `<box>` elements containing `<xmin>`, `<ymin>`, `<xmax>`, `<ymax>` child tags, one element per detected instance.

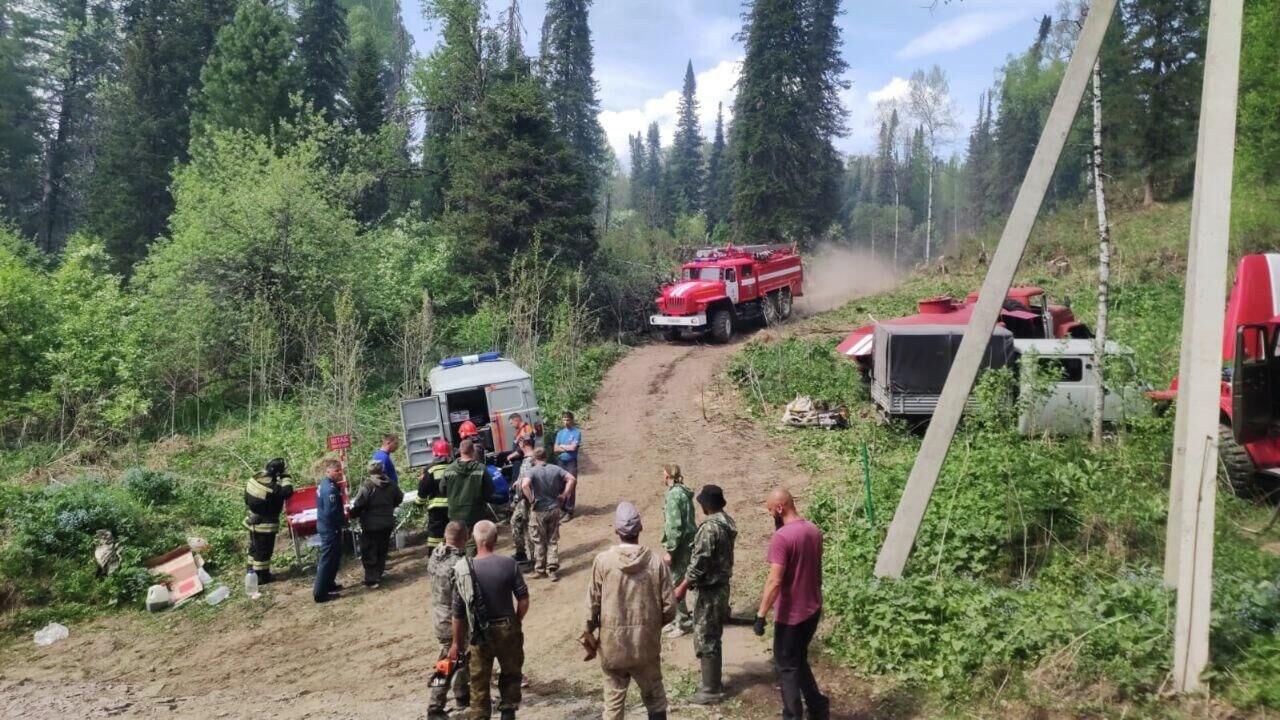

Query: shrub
<box><xmin>122</xmin><ymin>467</ymin><xmax>179</xmax><ymax>506</ymax></box>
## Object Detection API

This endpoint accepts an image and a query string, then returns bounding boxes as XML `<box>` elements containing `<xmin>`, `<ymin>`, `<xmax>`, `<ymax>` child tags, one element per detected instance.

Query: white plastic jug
<box><xmin>244</xmin><ymin>567</ymin><xmax>258</xmax><ymax>598</ymax></box>
<box><xmin>145</xmin><ymin>584</ymin><xmax>172</xmax><ymax>613</ymax></box>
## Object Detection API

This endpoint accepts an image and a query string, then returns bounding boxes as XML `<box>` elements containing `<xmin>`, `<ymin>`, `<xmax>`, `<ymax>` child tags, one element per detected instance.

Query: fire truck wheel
<box><xmin>778</xmin><ymin>289</ymin><xmax>794</xmax><ymax>320</ymax></box>
<box><xmin>761</xmin><ymin>294</ymin><xmax>781</xmax><ymax>327</ymax></box>
<box><xmin>663</xmin><ymin>328</ymin><xmax>680</xmax><ymax>342</ymax></box>
<box><xmin>710</xmin><ymin>309</ymin><xmax>733</xmax><ymax>343</ymax></box>
<box><xmin>1219</xmin><ymin>423</ymin><xmax>1258</xmax><ymax>496</ymax></box>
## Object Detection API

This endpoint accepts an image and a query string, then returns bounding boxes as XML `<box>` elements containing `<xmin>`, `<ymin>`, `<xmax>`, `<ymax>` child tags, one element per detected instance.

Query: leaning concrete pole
<box><xmin>873</xmin><ymin>0</ymin><xmax>1117</xmax><ymax>579</ymax></box>
<box><xmin>1168</xmin><ymin>0</ymin><xmax>1244</xmax><ymax>694</ymax></box>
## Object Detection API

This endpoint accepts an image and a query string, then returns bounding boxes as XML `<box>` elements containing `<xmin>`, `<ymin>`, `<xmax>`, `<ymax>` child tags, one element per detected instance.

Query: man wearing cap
<box><xmin>349</xmin><ymin>460</ymin><xmax>404</xmax><ymax>588</ymax></box>
<box><xmin>417</xmin><ymin>438</ymin><xmax>454</xmax><ymax>550</ymax></box>
<box><xmin>243</xmin><ymin>457</ymin><xmax>294</xmax><ymax>584</ymax></box>
<box><xmin>445</xmin><ymin>439</ymin><xmax>493</xmax><ymax>556</ymax></box>
<box><xmin>585</xmin><ymin>502</ymin><xmax>677</xmax><ymax>720</ymax></box>
<box><xmin>673</xmin><ymin>484</ymin><xmax>737</xmax><ymax>705</ymax></box>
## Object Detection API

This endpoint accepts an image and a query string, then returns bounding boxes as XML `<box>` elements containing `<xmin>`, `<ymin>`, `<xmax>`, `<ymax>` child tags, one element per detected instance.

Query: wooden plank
<box><xmin>1171</xmin><ymin>0</ymin><xmax>1244</xmax><ymax>693</ymax></box>
<box><xmin>872</xmin><ymin>0</ymin><xmax>1118</xmax><ymax>579</ymax></box>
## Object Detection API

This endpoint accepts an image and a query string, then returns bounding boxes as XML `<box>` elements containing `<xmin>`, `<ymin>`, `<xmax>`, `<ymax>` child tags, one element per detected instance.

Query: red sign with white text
<box><xmin>327</xmin><ymin>434</ymin><xmax>352</xmax><ymax>451</ymax></box>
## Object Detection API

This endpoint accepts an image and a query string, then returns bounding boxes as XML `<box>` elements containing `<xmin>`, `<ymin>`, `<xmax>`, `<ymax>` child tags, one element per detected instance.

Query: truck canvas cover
<box><xmin>873</xmin><ymin>324</ymin><xmax>1016</xmax><ymax>395</ymax></box>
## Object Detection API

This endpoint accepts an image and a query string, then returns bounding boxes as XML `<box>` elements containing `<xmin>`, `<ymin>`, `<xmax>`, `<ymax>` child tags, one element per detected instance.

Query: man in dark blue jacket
<box><xmin>314</xmin><ymin>459</ymin><xmax>348</xmax><ymax>603</ymax></box>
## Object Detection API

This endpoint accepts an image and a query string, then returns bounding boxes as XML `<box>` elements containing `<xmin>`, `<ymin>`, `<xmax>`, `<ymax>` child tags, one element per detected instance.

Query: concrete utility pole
<box><xmin>1164</xmin><ymin>0</ymin><xmax>1244</xmax><ymax>694</ymax></box>
<box><xmin>873</xmin><ymin>0</ymin><xmax>1117</xmax><ymax>579</ymax></box>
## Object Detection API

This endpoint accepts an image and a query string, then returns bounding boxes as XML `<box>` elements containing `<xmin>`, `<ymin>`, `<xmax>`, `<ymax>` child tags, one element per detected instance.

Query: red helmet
<box><xmin>431</xmin><ymin>438</ymin><xmax>450</xmax><ymax>458</ymax></box>
<box><xmin>458</xmin><ymin>420</ymin><xmax>478</xmax><ymax>438</ymax></box>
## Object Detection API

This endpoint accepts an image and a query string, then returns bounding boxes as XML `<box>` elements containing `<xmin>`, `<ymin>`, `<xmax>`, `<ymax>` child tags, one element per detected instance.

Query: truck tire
<box><xmin>1219</xmin><ymin>423</ymin><xmax>1258</xmax><ymax>496</ymax></box>
<box><xmin>663</xmin><ymin>328</ymin><xmax>680</xmax><ymax>342</ymax></box>
<box><xmin>760</xmin><ymin>294</ymin><xmax>781</xmax><ymax>327</ymax></box>
<box><xmin>710</xmin><ymin>309</ymin><xmax>733</xmax><ymax>343</ymax></box>
<box><xmin>778</xmin><ymin>288</ymin><xmax>794</xmax><ymax>320</ymax></box>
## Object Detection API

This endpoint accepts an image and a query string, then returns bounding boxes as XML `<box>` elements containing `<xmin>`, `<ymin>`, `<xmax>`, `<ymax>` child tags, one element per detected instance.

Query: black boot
<box><xmin>257</xmin><ymin>569</ymin><xmax>274</xmax><ymax>584</ymax></box>
<box><xmin>500</xmin><ymin>710</ymin><xmax>516</xmax><ymax>720</ymax></box>
<box><xmin>687</xmin><ymin>655</ymin><xmax>722</xmax><ymax>705</ymax></box>
<box><xmin>648</xmin><ymin>713</ymin><xmax>667</xmax><ymax>720</ymax></box>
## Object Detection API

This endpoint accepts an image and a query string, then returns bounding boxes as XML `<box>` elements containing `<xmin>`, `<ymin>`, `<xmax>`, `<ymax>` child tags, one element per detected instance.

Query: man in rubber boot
<box><xmin>660</xmin><ymin>463</ymin><xmax>695</xmax><ymax>638</ymax></box>
<box><xmin>674</xmin><ymin>484</ymin><xmax>737</xmax><ymax>705</ymax></box>
<box><xmin>449</xmin><ymin>520</ymin><xmax>528</xmax><ymax>720</ymax></box>
<box><xmin>586</xmin><ymin>501</ymin><xmax>677</xmax><ymax>720</ymax></box>
<box><xmin>243</xmin><ymin>457</ymin><xmax>294</xmax><ymax>584</ymax></box>
<box><xmin>445</xmin><ymin>439</ymin><xmax>494</xmax><ymax>556</ymax></box>
<box><xmin>428</xmin><ymin>522</ymin><xmax>470</xmax><ymax>719</ymax></box>
<box><xmin>755</xmin><ymin>489</ymin><xmax>830</xmax><ymax>720</ymax></box>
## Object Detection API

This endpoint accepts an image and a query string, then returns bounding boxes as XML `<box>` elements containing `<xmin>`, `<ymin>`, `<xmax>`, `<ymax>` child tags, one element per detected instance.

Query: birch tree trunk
<box><xmin>1090</xmin><ymin>58</ymin><xmax>1112</xmax><ymax>446</ymax></box>
<box><xmin>893</xmin><ymin>167</ymin><xmax>900</xmax><ymax>266</ymax></box>
<box><xmin>926</xmin><ymin>151</ymin><xmax>935</xmax><ymax>265</ymax></box>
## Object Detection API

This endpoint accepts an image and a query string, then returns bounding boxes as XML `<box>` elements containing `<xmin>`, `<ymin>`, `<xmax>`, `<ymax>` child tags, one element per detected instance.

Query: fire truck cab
<box><xmin>650</xmin><ymin>244</ymin><xmax>804</xmax><ymax>343</ymax></box>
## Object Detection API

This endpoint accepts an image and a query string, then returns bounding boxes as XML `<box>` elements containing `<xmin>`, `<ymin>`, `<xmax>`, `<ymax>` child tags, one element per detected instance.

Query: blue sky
<box><xmin>400</xmin><ymin>0</ymin><xmax>1061</xmax><ymax>159</ymax></box>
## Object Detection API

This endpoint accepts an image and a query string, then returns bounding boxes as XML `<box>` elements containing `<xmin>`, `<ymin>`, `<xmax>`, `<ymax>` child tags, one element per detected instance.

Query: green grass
<box><xmin>729</xmin><ymin>198</ymin><xmax>1280</xmax><ymax>714</ymax></box>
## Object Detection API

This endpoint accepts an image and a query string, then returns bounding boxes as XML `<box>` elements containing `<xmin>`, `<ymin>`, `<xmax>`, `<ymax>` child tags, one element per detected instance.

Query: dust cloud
<box><xmin>794</xmin><ymin>245</ymin><xmax>899</xmax><ymax>316</ymax></box>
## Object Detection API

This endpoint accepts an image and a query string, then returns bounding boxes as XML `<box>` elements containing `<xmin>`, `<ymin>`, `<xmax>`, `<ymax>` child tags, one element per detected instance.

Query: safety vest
<box><xmin>244</xmin><ymin>476</ymin><xmax>291</xmax><ymax>533</ymax></box>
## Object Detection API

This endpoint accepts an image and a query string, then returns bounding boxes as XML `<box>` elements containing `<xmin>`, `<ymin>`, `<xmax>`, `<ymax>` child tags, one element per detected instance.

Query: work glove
<box><xmin>753</xmin><ymin>615</ymin><xmax>767</xmax><ymax>637</ymax></box>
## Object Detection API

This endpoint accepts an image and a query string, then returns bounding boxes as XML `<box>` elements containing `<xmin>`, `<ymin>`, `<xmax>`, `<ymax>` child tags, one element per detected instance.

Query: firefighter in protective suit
<box><xmin>417</xmin><ymin>438</ymin><xmax>453</xmax><ymax>549</ymax></box>
<box><xmin>244</xmin><ymin>457</ymin><xmax>294</xmax><ymax>583</ymax></box>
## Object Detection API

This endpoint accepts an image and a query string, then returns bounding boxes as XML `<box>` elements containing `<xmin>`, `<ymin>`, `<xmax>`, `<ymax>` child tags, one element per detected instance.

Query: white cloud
<box><xmin>868</xmin><ymin>77</ymin><xmax>909</xmax><ymax>106</ymax></box>
<box><xmin>896</xmin><ymin>10</ymin><xmax>1026</xmax><ymax>60</ymax></box>
<box><xmin>599</xmin><ymin>58</ymin><xmax>742</xmax><ymax>162</ymax></box>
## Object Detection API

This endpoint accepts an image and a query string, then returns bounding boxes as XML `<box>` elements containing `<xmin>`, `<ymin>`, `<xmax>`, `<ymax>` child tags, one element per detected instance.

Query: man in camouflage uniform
<box><xmin>660</xmin><ymin>464</ymin><xmax>696</xmax><ymax>637</ymax></box>
<box><xmin>427</xmin><ymin>522</ymin><xmax>470</xmax><ymax>719</ymax></box>
<box><xmin>673</xmin><ymin>484</ymin><xmax>737</xmax><ymax>705</ymax></box>
<box><xmin>243</xmin><ymin>457</ymin><xmax>294</xmax><ymax>584</ymax></box>
<box><xmin>508</xmin><ymin>437</ymin><xmax>536</xmax><ymax>568</ymax></box>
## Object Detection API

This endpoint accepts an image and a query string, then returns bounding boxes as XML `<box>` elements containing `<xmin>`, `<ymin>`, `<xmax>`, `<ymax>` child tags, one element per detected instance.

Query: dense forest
<box><xmin>0</xmin><ymin>0</ymin><xmax>1278</xmax><ymax>447</ymax></box>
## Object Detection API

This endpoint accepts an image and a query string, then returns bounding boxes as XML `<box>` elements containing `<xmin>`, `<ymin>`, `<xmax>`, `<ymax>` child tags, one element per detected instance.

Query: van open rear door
<box><xmin>401</xmin><ymin>396</ymin><xmax>445</xmax><ymax>468</ymax></box>
<box><xmin>486</xmin><ymin>381</ymin><xmax>539</xmax><ymax>452</ymax></box>
<box><xmin>1233</xmin><ymin>324</ymin><xmax>1276</xmax><ymax>444</ymax></box>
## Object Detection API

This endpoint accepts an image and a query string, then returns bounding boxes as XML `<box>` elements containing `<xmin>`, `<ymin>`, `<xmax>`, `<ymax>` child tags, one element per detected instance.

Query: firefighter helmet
<box><xmin>262</xmin><ymin>457</ymin><xmax>288</xmax><ymax>479</ymax></box>
<box><xmin>432</xmin><ymin>437</ymin><xmax>451</xmax><ymax>458</ymax></box>
<box><xmin>459</xmin><ymin>420</ymin><xmax>478</xmax><ymax>438</ymax></box>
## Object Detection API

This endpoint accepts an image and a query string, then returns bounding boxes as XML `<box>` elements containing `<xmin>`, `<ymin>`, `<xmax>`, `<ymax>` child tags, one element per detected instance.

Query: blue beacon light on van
<box><xmin>478</xmin><ymin>351</ymin><xmax>501</xmax><ymax>362</ymax></box>
<box><xmin>439</xmin><ymin>357</ymin><xmax>465</xmax><ymax>368</ymax></box>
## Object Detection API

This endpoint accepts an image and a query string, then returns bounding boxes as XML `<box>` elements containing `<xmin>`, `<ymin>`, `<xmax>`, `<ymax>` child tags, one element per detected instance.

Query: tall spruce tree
<box><xmin>86</xmin><ymin>0</ymin><xmax>235</xmax><ymax>272</ymax></box>
<box><xmin>191</xmin><ymin>1</ymin><xmax>298</xmax><ymax>140</ymax></box>
<box><xmin>731</xmin><ymin>0</ymin><xmax>848</xmax><ymax>243</ymax></box>
<box><xmin>0</xmin><ymin>1</ymin><xmax>46</xmax><ymax>236</ymax></box>
<box><xmin>704</xmin><ymin>102</ymin><xmax>730</xmax><ymax>230</ymax></box>
<box><xmin>668</xmin><ymin>60</ymin><xmax>704</xmax><ymax>216</ymax></box>
<box><xmin>538</xmin><ymin>0</ymin><xmax>605</xmax><ymax>195</ymax></box>
<box><xmin>874</xmin><ymin>113</ymin><xmax>897</xmax><ymax>206</ymax></box>
<box><xmin>348</xmin><ymin>34</ymin><xmax>386</xmax><ymax>135</ymax></box>
<box><xmin>297</xmin><ymin>0</ymin><xmax>349</xmax><ymax>119</ymax></box>
<box><xmin>627</xmin><ymin>131</ymin><xmax>645</xmax><ymax>211</ymax></box>
<box><xmin>642</xmin><ymin>121</ymin><xmax>665</xmax><ymax>227</ymax></box>
<box><xmin>964</xmin><ymin>90</ymin><xmax>996</xmax><ymax>229</ymax></box>
<box><xmin>1120</xmin><ymin>0</ymin><xmax>1205</xmax><ymax>205</ymax></box>
<box><xmin>992</xmin><ymin>16</ymin><xmax>1055</xmax><ymax>213</ymax></box>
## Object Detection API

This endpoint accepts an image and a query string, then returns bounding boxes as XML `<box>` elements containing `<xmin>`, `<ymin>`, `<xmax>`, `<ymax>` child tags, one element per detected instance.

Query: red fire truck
<box><xmin>650</xmin><ymin>244</ymin><xmax>804</xmax><ymax>342</ymax></box>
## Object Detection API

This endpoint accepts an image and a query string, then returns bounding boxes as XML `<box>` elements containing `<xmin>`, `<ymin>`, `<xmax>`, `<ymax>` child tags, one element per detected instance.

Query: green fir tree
<box><xmin>668</xmin><ymin>60</ymin><xmax>704</xmax><ymax>216</ymax></box>
<box><xmin>297</xmin><ymin>0</ymin><xmax>349</xmax><ymax>119</ymax></box>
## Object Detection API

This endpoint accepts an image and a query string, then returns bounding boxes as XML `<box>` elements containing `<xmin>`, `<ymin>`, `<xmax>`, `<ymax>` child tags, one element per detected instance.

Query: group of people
<box><xmin>241</xmin><ymin>413</ymin><xmax>829</xmax><ymax>719</ymax></box>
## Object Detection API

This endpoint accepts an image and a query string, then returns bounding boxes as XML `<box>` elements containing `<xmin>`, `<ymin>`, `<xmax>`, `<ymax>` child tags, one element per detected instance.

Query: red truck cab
<box><xmin>650</xmin><ymin>244</ymin><xmax>804</xmax><ymax>342</ymax></box>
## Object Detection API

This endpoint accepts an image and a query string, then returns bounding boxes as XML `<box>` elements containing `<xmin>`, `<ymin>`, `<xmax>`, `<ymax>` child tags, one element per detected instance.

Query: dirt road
<box><xmin>0</xmin><ymin>338</ymin><xmax>838</xmax><ymax>719</ymax></box>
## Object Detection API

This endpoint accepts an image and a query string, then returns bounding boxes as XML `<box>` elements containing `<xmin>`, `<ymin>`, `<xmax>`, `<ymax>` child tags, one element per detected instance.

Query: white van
<box><xmin>400</xmin><ymin>353</ymin><xmax>543</xmax><ymax>468</ymax></box>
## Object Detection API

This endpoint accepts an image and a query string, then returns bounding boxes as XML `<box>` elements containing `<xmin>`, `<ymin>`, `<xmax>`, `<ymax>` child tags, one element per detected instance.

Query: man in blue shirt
<box><xmin>372</xmin><ymin>433</ymin><xmax>400</xmax><ymax>487</ymax></box>
<box><xmin>553</xmin><ymin>412</ymin><xmax>582</xmax><ymax>519</ymax></box>
<box><xmin>314</xmin><ymin>459</ymin><xmax>348</xmax><ymax>603</ymax></box>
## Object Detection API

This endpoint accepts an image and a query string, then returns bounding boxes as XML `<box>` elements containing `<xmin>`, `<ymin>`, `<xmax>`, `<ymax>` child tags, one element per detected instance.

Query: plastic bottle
<box><xmin>244</xmin><ymin>567</ymin><xmax>258</xmax><ymax>598</ymax></box>
<box><xmin>205</xmin><ymin>585</ymin><xmax>230</xmax><ymax>606</ymax></box>
<box><xmin>197</xmin><ymin>567</ymin><xmax>213</xmax><ymax>586</ymax></box>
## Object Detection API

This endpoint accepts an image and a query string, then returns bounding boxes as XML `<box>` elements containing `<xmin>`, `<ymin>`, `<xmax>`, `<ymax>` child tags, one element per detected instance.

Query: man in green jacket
<box><xmin>444</xmin><ymin>439</ymin><xmax>493</xmax><ymax>556</ymax></box>
<box><xmin>660</xmin><ymin>463</ymin><xmax>696</xmax><ymax>638</ymax></box>
<box><xmin>674</xmin><ymin>484</ymin><xmax>737</xmax><ymax>705</ymax></box>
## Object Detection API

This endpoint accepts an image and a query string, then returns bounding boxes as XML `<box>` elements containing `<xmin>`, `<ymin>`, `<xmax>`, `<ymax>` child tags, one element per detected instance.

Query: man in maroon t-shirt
<box><xmin>754</xmin><ymin>488</ymin><xmax>829</xmax><ymax>720</ymax></box>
